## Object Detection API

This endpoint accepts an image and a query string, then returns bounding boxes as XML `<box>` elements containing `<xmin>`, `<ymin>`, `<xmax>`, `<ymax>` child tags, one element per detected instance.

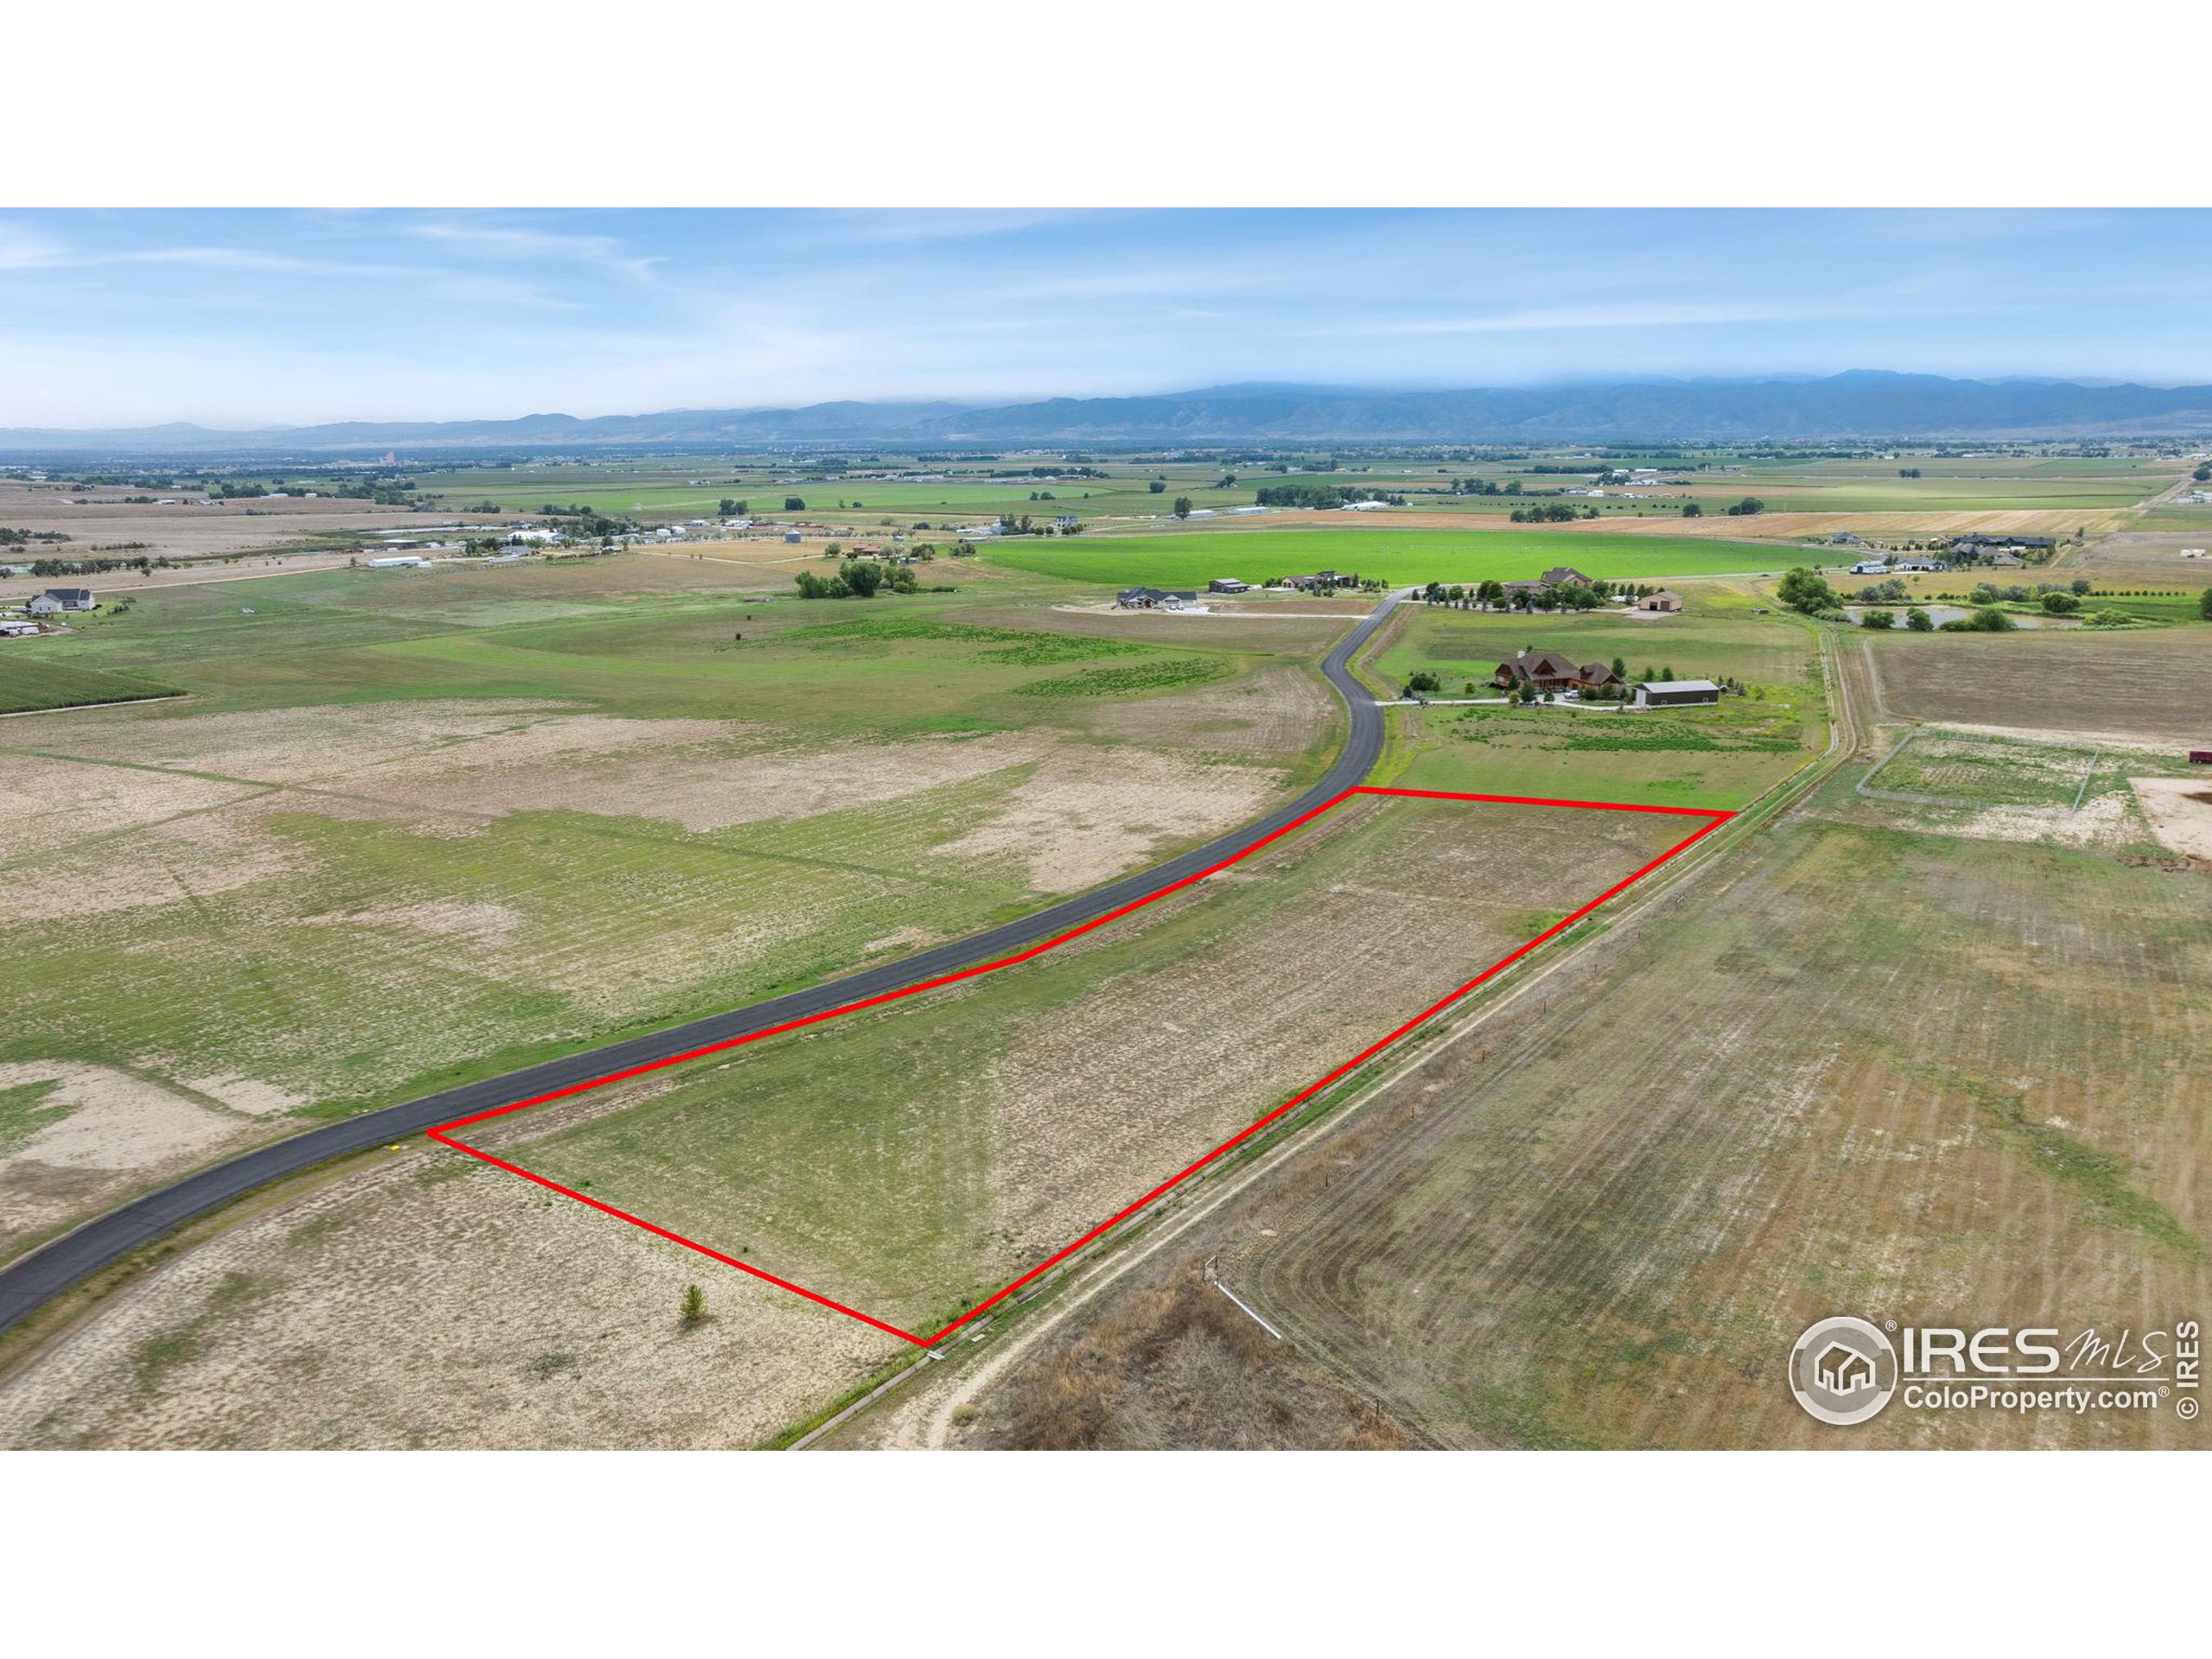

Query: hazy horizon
<box><xmin>6</xmin><ymin>208</ymin><xmax>2212</xmax><ymax>429</ymax></box>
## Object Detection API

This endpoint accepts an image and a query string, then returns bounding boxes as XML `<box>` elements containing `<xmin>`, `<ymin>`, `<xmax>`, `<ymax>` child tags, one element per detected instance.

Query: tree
<box><xmin>1405</xmin><ymin>670</ymin><xmax>1441</xmax><ymax>695</ymax></box>
<box><xmin>784</xmin><ymin>496</ymin><xmax>805</xmax><ymax>512</ymax></box>
<box><xmin>1905</xmin><ymin>607</ymin><xmax>1935</xmax><ymax>631</ymax></box>
<box><xmin>842</xmin><ymin>560</ymin><xmax>886</xmax><ymax>598</ymax></box>
<box><xmin>2195</xmin><ymin>463</ymin><xmax>2211</xmax><ymax>482</ymax></box>
<box><xmin>1147</xmin><ymin>480</ymin><xmax>1166</xmax><ymax>494</ymax></box>
<box><xmin>1173</xmin><ymin>496</ymin><xmax>1192</xmax><ymax>519</ymax></box>
<box><xmin>1726</xmin><ymin>496</ymin><xmax>1767</xmax><ymax>517</ymax></box>
<box><xmin>1777</xmin><ymin>567</ymin><xmax>1839</xmax><ymax>615</ymax></box>
<box><xmin>1611</xmin><ymin>656</ymin><xmax>1626</xmax><ymax>680</ymax></box>
<box><xmin>2071</xmin><ymin>577</ymin><xmax>2093</xmax><ymax>595</ymax></box>
<box><xmin>1860</xmin><ymin>607</ymin><xmax>1897</xmax><ymax>629</ymax></box>
<box><xmin>1681</xmin><ymin>501</ymin><xmax>1703</xmax><ymax>518</ymax></box>
<box><xmin>681</xmin><ymin>1284</ymin><xmax>705</xmax><ymax>1328</ymax></box>
<box><xmin>2201</xmin><ymin>586</ymin><xmax>2212</xmax><ymax>620</ymax></box>
<box><xmin>719</xmin><ymin>498</ymin><xmax>747</xmax><ymax>517</ymax></box>
<box><xmin>2040</xmin><ymin>590</ymin><xmax>2079</xmax><ymax>614</ymax></box>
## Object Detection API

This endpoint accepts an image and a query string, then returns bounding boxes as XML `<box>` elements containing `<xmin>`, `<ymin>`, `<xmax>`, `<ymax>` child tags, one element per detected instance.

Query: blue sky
<box><xmin>4</xmin><ymin>209</ymin><xmax>2211</xmax><ymax>428</ymax></box>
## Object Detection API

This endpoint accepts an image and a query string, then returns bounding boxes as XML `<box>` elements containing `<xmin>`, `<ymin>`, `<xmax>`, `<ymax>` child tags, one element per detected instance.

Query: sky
<box><xmin>4</xmin><ymin>208</ymin><xmax>2212</xmax><ymax>429</ymax></box>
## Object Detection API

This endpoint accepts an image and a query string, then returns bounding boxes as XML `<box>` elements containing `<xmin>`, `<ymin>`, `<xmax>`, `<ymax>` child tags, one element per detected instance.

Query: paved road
<box><xmin>0</xmin><ymin>592</ymin><xmax>1406</xmax><ymax>1337</ymax></box>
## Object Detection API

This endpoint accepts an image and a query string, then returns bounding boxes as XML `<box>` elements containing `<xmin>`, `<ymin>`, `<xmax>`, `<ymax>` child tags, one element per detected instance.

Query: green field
<box><xmin>983</xmin><ymin>530</ymin><xmax>1788</xmax><ymax>591</ymax></box>
<box><xmin>0</xmin><ymin>651</ymin><xmax>181</xmax><ymax>715</ymax></box>
<box><xmin>1</xmin><ymin>553</ymin><xmax>1346</xmax><ymax>1270</ymax></box>
<box><xmin>1370</xmin><ymin>594</ymin><xmax>1825</xmax><ymax>809</ymax></box>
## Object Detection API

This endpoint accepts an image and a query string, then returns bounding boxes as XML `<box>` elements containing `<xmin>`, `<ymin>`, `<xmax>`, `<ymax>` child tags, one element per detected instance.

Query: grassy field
<box><xmin>1370</xmin><ymin>594</ymin><xmax>1827</xmax><ymax>810</ymax></box>
<box><xmin>0</xmin><ymin>651</ymin><xmax>181</xmax><ymax>715</ymax></box>
<box><xmin>481</xmin><ymin>794</ymin><xmax>1694</xmax><ymax>1337</ymax></box>
<box><xmin>0</xmin><ymin>555</ymin><xmax>1344</xmax><ymax>1267</ymax></box>
<box><xmin>982</xmin><ymin>530</ymin><xmax>1790</xmax><ymax>591</ymax></box>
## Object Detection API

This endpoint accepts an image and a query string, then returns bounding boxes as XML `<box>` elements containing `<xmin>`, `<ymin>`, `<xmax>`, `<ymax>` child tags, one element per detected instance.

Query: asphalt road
<box><xmin>0</xmin><ymin>590</ymin><xmax>1405</xmax><ymax>1337</ymax></box>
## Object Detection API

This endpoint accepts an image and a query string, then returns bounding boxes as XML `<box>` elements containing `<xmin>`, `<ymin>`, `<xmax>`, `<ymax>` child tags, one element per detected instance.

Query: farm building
<box><xmin>31</xmin><ymin>588</ymin><xmax>94</xmax><ymax>613</ymax></box>
<box><xmin>1633</xmin><ymin>678</ymin><xmax>1721</xmax><ymax>708</ymax></box>
<box><xmin>1949</xmin><ymin>533</ymin><xmax>2055</xmax><ymax>561</ymax></box>
<box><xmin>1</xmin><ymin>620</ymin><xmax>41</xmax><ymax>637</ymax></box>
<box><xmin>1277</xmin><ymin>570</ymin><xmax>1355</xmax><ymax>592</ymax></box>
<box><xmin>1541</xmin><ymin>565</ymin><xmax>1592</xmax><ymax>587</ymax></box>
<box><xmin>1895</xmin><ymin>556</ymin><xmax>1947</xmax><ymax>573</ymax></box>
<box><xmin>784</xmin><ymin>531</ymin><xmax>803</xmax><ymax>544</ymax></box>
<box><xmin>1637</xmin><ymin>590</ymin><xmax>1684</xmax><ymax>613</ymax></box>
<box><xmin>1208</xmin><ymin>577</ymin><xmax>1250</xmax><ymax>594</ymax></box>
<box><xmin>365</xmin><ymin>556</ymin><xmax>429</xmax><ymax>570</ymax></box>
<box><xmin>1849</xmin><ymin>558</ymin><xmax>1891</xmax><ymax>576</ymax></box>
<box><xmin>1116</xmin><ymin>587</ymin><xmax>1199</xmax><ymax>610</ymax></box>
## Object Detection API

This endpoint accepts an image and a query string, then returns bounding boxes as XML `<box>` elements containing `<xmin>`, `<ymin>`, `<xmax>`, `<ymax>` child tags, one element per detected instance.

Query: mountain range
<box><xmin>7</xmin><ymin>372</ymin><xmax>2212</xmax><ymax>456</ymax></box>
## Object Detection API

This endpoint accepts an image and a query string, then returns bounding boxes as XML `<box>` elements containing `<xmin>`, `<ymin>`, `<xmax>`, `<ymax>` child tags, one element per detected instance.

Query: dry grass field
<box><xmin>935</xmin><ymin>759</ymin><xmax>2209</xmax><ymax>1450</ymax></box>
<box><xmin>477</xmin><ymin>794</ymin><xmax>1696</xmax><ymax>1338</ymax></box>
<box><xmin>0</xmin><ymin>479</ymin><xmax>415</xmax><ymax>564</ymax></box>
<box><xmin>0</xmin><ymin>1147</ymin><xmax>898</xmax><ymax>1449</ymax></box>
<box><xmin>2062</xmin><ymin>527</ymin><xmax>2212</xmax><ymax>588</ymax></box>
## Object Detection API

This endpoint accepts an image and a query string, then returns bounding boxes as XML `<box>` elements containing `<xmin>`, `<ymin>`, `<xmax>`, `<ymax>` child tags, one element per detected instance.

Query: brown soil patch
<box><xmin>2131</xmin><ymin>778</ymin><xmax>2212</xmax><ymax>861</ymax></box>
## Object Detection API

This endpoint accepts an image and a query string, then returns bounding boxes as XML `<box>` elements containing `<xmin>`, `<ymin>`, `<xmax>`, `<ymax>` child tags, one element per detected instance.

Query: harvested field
<box><xmin>0</xmin><ymin>1149</ymin><xmax>896</xmax><ymax>1449</ymax></box>
<box><xmin>2066</xmin><ymin>528</ymin><xmax>2212</xmax><ymax>587</ymax></box>
<box><xmin>474</xmin><ymin>794</ymin><xmax>1698</xmax><ymax>1338</ymax></box>
<box><xmin>1124</xmin><ymin>781</ymin><xmax>2211</xmax><ymax>1450</ymax></box>
<box><xmin>1867</xmin><ymin>628</ymin><xmax>2212</xmax><ymax>746</ymax></box>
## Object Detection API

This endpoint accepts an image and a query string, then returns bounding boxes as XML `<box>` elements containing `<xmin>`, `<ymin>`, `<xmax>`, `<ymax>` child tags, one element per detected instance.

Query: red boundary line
<box><xmin>429</xmin><ymin>786</ymin><xmax>1732</xmax><ymax>1348</ymax></box>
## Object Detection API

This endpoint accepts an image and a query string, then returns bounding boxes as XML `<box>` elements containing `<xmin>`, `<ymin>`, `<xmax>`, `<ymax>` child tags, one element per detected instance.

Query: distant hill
<box><xmin>8</xmin><ymin>372</ymin><xmax>2212</xmax><ymax>456</ymax></box>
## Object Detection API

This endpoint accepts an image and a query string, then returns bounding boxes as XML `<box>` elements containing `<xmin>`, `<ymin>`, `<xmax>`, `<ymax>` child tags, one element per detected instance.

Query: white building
<box><xmin>365</xmin><ymin>555</ymin><xmax>429</xmax><ymax>569</ymax></box>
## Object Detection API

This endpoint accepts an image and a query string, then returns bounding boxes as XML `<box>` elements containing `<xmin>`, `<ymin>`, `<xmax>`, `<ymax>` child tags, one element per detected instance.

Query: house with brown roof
<box><xmin>1491</xmin><ymin>647</ymin><xmax>1582</xmax><ymax>694</ymax></box>
<box><xmin>1573</xmin><ymin>660</ymin><xmax>1624</xmax><ymax>695</ymax></box>
<box><xmin>1541</xmin><ymin>566</ymin><xmax>1592</xmax><ymax>587</ymax></box>
<box><xmin>1637</xmin><ymin>589</ymin><xmax>1683</xmax><ymax>613</ymax></box>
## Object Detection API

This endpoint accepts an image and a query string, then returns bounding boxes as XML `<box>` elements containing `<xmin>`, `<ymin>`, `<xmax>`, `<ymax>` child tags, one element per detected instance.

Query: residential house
<box><xmin>1116</xmin><ymin>587</ymin><xmax>1198</xmax><ymax>610</ymax></box>
<box><xmin>1491</xmin><ymin>648</ymin><xmax>1583</xmax><ymax>695</ymax></box>
<box><xmin>1207</xmin><ymin>578</ymin><xmax>1250</xmax><ymax>594</ymax></box>
<box><xmin>35</xmin><ymin>587</ymin><xmax>94</xmax><ymax>612</ymax></box>
<box><xmin>1573</xmin><ymin>661</ymin><xmax>1624</xmax><ymax>696</ymax></box>
<box><xmin>1541</xmin><ymin>566</ymin><xmax>1592</xmax><ymax>587</ymax></box>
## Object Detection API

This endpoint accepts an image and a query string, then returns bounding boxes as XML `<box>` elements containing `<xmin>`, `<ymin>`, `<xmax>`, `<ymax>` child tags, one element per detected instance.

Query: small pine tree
<box><xmin>680</xmin><ymin>1283</ymin><xmax>705</xmax><ymax>1327</ymax></box>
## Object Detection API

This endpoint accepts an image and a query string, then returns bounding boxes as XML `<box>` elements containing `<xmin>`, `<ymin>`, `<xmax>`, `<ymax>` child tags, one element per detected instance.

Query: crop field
<box><xmin>0</xmin><ymin>652</ymin><xmax>180</xmax><ymax>715</ymax></box>
<box><xmin>0</xmin><ymin>558</ymin><xmax>1338</xmax><ymax>1264</ymax></box>
<box><xmin>460</xmin><ymin>794</ymin><xmax>1699</xmax><ymax>1339</ymax></box>
<box><xmin>938</xmin><ymin>762</ymin><xmax>2210</xmax><ymax>1451</ymax></box>
<box><xmin>982</xmin><ymin>530</ymin><xmax>1788</xmax><ymax>591</ymax></box>
<box><xmin>1370</xmin><ymin>597</ymin><xmax>1825</xmax><ymax>809</ymax></box>
<box><xmin>1866</xmin><ymin>626</ymin><xmax>2212</xmax><ymax>745</ymax></box>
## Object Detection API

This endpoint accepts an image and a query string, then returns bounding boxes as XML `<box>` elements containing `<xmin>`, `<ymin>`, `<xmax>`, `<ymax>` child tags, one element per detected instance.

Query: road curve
<box><xmin>0</xmin><ymin>592</ymin><xmax>1406</xmax><ymax>1337</ymax></box>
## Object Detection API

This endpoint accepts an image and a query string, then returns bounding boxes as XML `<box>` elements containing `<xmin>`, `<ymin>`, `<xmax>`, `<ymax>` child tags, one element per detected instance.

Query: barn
<box><xmin>1633</xmin><ymin>678</ymin><xmax>1721</xmax><ymax>708</ymax></box>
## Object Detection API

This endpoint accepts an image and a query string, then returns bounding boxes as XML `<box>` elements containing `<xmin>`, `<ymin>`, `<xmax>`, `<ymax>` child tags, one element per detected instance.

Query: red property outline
<box><xmin>429</xmin><ymin>786</ymin><xmax>1732</xmax><ymax>1348</ymax></box>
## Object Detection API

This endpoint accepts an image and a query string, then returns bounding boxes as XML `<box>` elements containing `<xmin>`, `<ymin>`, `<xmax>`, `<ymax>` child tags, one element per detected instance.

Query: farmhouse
<box><xmin>1573</xmin><ymin>661</ymin><xmax>1624</xmax><ymax>695</ymax></box>
<box><xmin>1541</xmin><ymin>566</ymin><xmax>1592</xmax><ymax>587</ymax></box>
<box><xmin>1637</xmin><ymin>590</ymin><xmax>1684</xmax><ymax>613</ymax></box>
<box><xmin>1207</xmin><ymin>577</ymin><xmax>1250</xmax><ymax>594</ymax></box>
<box><xmin>1895</xmin><ymin>556</ymin><xmax>1947</xmax><ymax>573</ymax></box>
<box><xmin>1949</xmin><ymin>532</ymin><xmax>2055</xmax><ymax>561</ymax></box>
<box><xmin>1491</xmin><ymin>648</ymin><xmax>1582</xmax><ymax>694</ymax></box>
<box><xmin>1278</xmin><ymin>570</ymin><xmax>1355</xmax><ymax>592</ymax></box>
<box><xmin>32</xmin><ymin>587</ymin><xmax>94</xmax><ymax>613</ymax></box>
<box><xmin>1116</xmin><ymin>587</ymin><xmax>1199</xmax><ymax>610</ymax></box>
<box><xmin>1633</xmin><ymin>678</ymin><xmax>1721</xmax><ymax>708</ymax></box>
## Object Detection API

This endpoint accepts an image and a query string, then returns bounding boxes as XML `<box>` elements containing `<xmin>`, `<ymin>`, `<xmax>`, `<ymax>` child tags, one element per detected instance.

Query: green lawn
<box><xmin>983</xmin><ymin>530</ymin><xmax>1789</xmax><ymax>591</ymax></box>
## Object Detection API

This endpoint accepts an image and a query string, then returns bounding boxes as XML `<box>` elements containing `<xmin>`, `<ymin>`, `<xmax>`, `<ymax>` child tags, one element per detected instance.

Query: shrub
<box><xmin>1905</xmin><ymin>607</ymin><xmax>1934</xmax><ymax>632</ymax></box>
<box><xmin>1859</xmin><ymin>607</ymin><xmax>1897</xmax><ymax>628</ymax></box>
<box><xmin>2039</xmin><ymin>591</ymin><xmax>2079</xmax><ymax>613</ymax></box>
